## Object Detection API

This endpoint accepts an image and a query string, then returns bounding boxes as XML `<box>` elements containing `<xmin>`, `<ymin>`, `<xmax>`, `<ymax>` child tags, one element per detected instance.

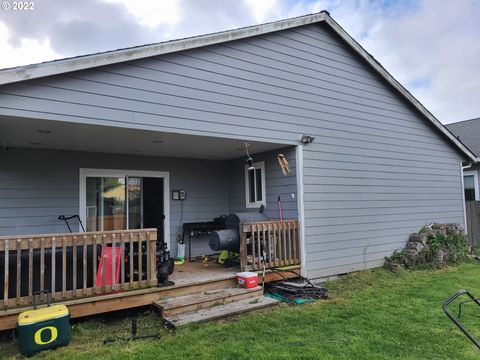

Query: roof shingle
<box><xmin>446</xmin><ymin>118</ymin><xmax>480</xmax><ymax>157</ymax></box>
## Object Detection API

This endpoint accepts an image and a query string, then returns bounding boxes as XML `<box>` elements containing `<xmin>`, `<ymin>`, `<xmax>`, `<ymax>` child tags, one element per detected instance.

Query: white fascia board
<box><xmin>0</xmin><ymin>12</ymin><xmax>328</xmax><ymax>86</ymax></box>
<box><xmin>323</xmin><ymin>16</ymin><xmax>477</xmax><ymax>162</ymax></box>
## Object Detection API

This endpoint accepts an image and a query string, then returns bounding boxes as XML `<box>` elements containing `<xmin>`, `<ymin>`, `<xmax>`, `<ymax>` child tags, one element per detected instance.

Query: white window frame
<box><xmin>245</xmin><ymin>161</ymin><xmax>266</xmax><ymax>208</ymax></box>
<box><xmin>79</xmin><ymin>168</ymin><xmax>171</xmax><ymax>249</ymax></box>
<box><xmin>464</xmin><ymin>170</ymin><xmax>479</xmax><ymax>201</ymax></box>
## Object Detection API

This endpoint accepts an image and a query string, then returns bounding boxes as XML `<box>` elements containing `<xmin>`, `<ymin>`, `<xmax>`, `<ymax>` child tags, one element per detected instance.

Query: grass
<box><xmin>3</xmin><ymin>263</ymin><xmax>480</xmax><ymax>359</ymax></box>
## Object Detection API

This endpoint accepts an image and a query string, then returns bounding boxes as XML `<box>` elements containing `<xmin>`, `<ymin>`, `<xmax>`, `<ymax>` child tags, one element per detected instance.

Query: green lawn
<box><xmin>3</xmin><ymin>263</ymin><xmax>480</xmax><ymax>359</ymax></box>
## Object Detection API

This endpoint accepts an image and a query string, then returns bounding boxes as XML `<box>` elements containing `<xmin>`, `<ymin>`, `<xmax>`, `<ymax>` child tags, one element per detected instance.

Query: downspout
<box><xmin>463</xmin><ymin>163</ymin><xmax>473</xmax><ymax>171</ymax></box>
<box><xmin>461</xmin><ymin>162</ymin><xmax>473</xmax><ymax>236</ymax></box>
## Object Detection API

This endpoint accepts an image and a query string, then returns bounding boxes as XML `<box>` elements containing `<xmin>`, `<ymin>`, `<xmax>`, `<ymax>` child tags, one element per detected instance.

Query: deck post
<box><xmin>148</xmin><ymin>232</ymin><xmax>157</xmax><ymax>286</ymax></box>
<box><xmin>239</xmin><ymin>223</ymin><xmax>248</xmax><ymax>271</ymax></box>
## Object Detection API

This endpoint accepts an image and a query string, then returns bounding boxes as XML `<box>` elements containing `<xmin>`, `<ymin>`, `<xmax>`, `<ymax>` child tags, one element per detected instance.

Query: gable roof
<box><xmin>446</xmin><ymin>118</ymin><xmax>480</xmax><ymax>158</ymax></box>
<box><xmin>0</xmin><ymin>11</ymin><xmax>476</xmax><ymax>162</ymax></box>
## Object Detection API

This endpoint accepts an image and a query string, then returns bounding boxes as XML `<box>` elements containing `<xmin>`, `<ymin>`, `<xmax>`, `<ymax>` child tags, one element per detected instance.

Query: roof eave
<box><xmin>0</xmin><ymin>12</ymin><xmax>329</xmax><ymax>86</ymax></box>
<box><xmin>0</xmin><ymin>11</ymin><xmax>475</xmax><ymax>162</ymax></box>
<box><xmin>322</xmin><ymin>16</ymin><xmax>477</xmax><ymax>162</ymax></box>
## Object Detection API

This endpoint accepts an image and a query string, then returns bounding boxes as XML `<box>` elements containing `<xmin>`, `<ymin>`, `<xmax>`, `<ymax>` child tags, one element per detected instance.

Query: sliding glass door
<box><xmin>80</xmin><ymin>169</ymin><xmax>170</xmax><ymax>246</ymax></box>
<box><xmin>85</xmin><ymin>176</ymin><xmax>145</xmax><ymax>232</ymax></box>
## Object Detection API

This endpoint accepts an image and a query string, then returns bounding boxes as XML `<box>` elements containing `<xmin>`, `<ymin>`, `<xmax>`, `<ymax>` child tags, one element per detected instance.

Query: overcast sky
<box><xmin>0</xmin><ymin>0</ymin><xmax>478</xmax><ymax>124</ymax></box>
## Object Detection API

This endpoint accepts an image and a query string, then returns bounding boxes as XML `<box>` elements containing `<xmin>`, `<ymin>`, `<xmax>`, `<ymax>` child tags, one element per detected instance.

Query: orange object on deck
<box><xmin>96</xmin><ymin>246</ymin><xmax>123</xmax><ymax>287</ymax></box>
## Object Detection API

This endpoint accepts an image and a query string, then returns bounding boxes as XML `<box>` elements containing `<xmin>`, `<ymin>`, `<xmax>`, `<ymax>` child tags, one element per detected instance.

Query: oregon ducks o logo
<box><xmin>34</xmin><ymin>326</ymin><xmax>58</xmax><ymax>345</ymax></box>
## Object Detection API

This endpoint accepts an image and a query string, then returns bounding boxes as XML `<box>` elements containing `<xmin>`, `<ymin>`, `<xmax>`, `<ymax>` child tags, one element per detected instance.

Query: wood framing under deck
<box><xmin>0</xmin><ymin>262</ymin><xmax>300</xmax><ymax>331</ymax></box>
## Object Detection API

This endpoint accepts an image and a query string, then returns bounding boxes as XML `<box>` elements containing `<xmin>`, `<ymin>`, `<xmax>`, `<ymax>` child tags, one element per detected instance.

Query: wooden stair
<box><xmin>153</xmin><ymin>286</ymin><xmax>278</xmax><ymax>327</ymax></box>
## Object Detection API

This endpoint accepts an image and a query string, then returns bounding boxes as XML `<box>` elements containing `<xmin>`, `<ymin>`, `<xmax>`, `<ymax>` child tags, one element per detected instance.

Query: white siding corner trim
<box><xmin>78</xmin><ymin>168</ymin><xmax>171</xmax><ymax>249</ymax></box>
<box><xmin>296</xmin><ymin>145</ymin><xmax>307</xmax><ymax>277</ymax></box>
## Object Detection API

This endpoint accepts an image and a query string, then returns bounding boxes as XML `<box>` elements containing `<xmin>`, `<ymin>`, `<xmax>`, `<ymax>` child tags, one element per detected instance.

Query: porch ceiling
<box><xmin>0</xmin><ymin>116</ymin><xmax>290</xmax><ymax>160</ymax></box>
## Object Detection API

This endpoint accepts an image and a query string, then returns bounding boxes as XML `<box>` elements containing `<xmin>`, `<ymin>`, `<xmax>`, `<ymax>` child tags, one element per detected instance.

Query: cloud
<box><xmin>356</xmin><ymin>0</ymin><xmax>480</xmax><ymax>123</ymax></box>
<box><xmin>0</xmin><ymin>0</ymin><xmax>157</xmax><ymax>60</ymax></box>
<box><xmin>284</xmin><ymin>0</ymin><xmax>480</xmax><ymax>123</ymax></box>
<box><xmin>103</xmin><ymin>0</ymin><xmax>181</xmax><ymax>28</ymax></box>
<box><xmin>0</xmin><ymin>0</ymin><xmax>478</xmax><ymax>123</ymax></box>
<box><xmin>245</xmin><ymin>0</ymin><xmax>279</xmax><ymax>22</ymax></box>
<box><xmin>0</xmin><ymin>22</ymin><xmax>61</xmax><ymax>68</ymax></box>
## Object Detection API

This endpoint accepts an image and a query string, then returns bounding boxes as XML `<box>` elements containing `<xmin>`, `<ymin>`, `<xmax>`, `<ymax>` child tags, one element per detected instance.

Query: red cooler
<box><xmin>236</xmin><ymin>272</ymin><xmax>258</xmax><ymax>288</ymax></box>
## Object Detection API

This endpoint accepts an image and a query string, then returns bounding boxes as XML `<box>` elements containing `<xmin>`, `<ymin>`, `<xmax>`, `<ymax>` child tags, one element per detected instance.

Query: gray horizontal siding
<box><xmin>0</xmin><ymin>148</ymin><xmax>229</xmax><ymax>258</ymax></box>
<box><xmin>0</xmin><ymin>22</ymin><xmax>467</xmax><ymax>278</ymax></box>
<box><xmin>0</xmin><ymin>23</ymin><xmax>464</xmax><ymax>153</ymax></box>
<box><xmin>303</xmin><ymin>129</ymin><xmax>463</xmax><ymax>259</ymax></box>
<box><xmin>0</xmin><ymin>147</ymin><xmax>299</xmax><ymax>257</ymax></box>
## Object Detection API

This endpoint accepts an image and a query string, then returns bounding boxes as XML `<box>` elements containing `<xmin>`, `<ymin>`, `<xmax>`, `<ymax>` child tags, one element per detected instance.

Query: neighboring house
<box><xmin>447</xmin><ymin>118</ymin><xmax>480</xmax><ymax>201</ymax></box>
<box><xmin>0</xmin><ymin>11</ymin><xmax>476</xmax><ymax>282</ymax></box>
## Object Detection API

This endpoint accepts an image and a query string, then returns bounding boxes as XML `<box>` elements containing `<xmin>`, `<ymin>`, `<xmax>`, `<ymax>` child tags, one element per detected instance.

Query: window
<box><xmin>464</xmin><ymin>171</ymin><xmax>478</xmax><ymax>201</ymax></box>
<box><xmin>245</xmin><ymin>161</ymin><xmax>266</xmax><ymax>208</ymax></box>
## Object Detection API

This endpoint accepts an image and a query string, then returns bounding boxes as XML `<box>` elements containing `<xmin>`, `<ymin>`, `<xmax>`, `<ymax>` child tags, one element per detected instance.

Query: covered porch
<box><xmin>0</xmin><ymin>116</ymin><xmax>302</xmax><ymax>329</ymax></box>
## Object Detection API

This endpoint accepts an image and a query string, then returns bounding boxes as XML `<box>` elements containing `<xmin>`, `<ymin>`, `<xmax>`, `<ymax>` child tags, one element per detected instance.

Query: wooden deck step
<box><xmin>163</xmin><ymin>296</ymin><xmax>279</xmax><ymax>327</ymax></box>
<box><xmin>153</xmin><ymin>286</ymin><xmax>263</xmax><ymax>316</ymax></box>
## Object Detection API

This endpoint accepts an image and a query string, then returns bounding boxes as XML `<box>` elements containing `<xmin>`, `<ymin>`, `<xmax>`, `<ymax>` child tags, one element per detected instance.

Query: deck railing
<box><xmin>0</xmin><ymin>229</ymin><xmax>157</xmax><ymax>309</ymax></box>
<box><xmin>239</xmin><ymin>220</ymin><xmax>300</xmax><ymax>271</ymax></box>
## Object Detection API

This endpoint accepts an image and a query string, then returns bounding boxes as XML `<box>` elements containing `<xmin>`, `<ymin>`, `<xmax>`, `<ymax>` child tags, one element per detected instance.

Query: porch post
<box><xmin>296</xmin><ymin>145</ymin><xmax>307</xmax><ymax>277</ymax></box>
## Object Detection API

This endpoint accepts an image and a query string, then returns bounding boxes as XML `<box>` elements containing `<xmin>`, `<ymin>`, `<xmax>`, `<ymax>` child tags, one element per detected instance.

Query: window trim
<box><xmin>244</xmin><ymin>161</ymin><xmax>266</xmax><ymax>208</ymax></box>
<box><xmin>464</xmin><ymin>170</ymin><xmax>479</xmax><ymax>201</ymax></box>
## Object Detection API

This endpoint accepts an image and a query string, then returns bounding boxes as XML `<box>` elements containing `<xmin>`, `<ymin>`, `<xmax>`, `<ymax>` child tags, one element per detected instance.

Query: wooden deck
<box><xmin>0</xmin><ymin>220</ymin><xmax>301</xmax><ymax>330</ymax></box>
<box><xmin>170</xmin><ymin>261</ymin><xmax>240</xmax><ymax>286</ymax></box>
<box><xmin>0</xmin><ymin>229</ymin><xmax>158</xmax><ymax>309</ymax></box>
<box><xmin>0</xmin><ymin>260</ymin><xmax>300</xmax><ymax>330</ymax></box>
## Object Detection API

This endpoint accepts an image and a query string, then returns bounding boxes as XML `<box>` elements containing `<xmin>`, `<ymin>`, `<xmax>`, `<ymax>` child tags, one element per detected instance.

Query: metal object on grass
<box><xmin>103</xmin><ymin>317</ymin><xmax>161</xmax><ymax>344</ymax></box>
<box><xmin>443</xmin><ymin>289</ymin><xmax>480</xmax><ymax>349</ymax></box>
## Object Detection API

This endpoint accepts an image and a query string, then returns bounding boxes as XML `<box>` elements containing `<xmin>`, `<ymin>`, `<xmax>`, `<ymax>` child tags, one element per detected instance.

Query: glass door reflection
<box><xmin>86</xmin><ymin>177</ymin><xmax>126</xmax><ymax>231</ymax></box>
<box><xmin>127</xmin><ymin>177</ymin><xmax>143</xmax><ymax>230</ymax></box>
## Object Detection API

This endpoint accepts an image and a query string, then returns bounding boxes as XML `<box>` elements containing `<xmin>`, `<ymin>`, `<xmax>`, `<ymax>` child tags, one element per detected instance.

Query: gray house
<box><xmin>0</xmin><ymin>11</ymin><xmax>476</xmax><ymax>283</ymax></box>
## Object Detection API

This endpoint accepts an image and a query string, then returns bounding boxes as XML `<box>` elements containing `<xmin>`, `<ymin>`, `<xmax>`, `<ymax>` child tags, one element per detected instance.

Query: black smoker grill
<box><xmin>208</xmin><ymin>212</ymin><xmax>269</xmax><ymax>254</ymax></box>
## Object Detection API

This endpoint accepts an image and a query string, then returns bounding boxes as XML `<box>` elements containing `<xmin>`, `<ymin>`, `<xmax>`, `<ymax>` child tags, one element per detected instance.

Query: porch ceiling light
<box><xmin>37</xmin><ymin>129</ymin><xmax>51</xmax><ymax>134</ymax></box>
<box><xmin>246</xmin><ymin>156</ymin><xmax>255</xmax><ymax>170</ymax></box>
<box><xmin>244</xmin><ymin>142</ymin><xmax>255</xmax><ymax>170</ymax></box>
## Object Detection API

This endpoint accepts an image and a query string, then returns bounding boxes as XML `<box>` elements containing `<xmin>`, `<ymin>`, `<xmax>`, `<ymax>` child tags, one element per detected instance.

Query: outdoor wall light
<box><xmin>300</xmin><ymin>135</ymin><xmax>315</xmax><ymax>144</ymax></box>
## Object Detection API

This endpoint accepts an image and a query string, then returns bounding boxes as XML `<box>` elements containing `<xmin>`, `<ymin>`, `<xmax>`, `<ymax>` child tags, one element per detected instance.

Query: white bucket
<box><xmin>177</xmin><ymin>243</ymin><xmax>186</xmax><ymax>259</ymax></box>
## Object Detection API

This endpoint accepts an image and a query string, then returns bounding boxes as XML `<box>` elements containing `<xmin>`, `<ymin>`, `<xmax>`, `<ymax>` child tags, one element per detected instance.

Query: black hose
<box><xmin>269</xmin><ymin>267</ymin><xmax>320</xmax><ymax>290</ymax></box>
